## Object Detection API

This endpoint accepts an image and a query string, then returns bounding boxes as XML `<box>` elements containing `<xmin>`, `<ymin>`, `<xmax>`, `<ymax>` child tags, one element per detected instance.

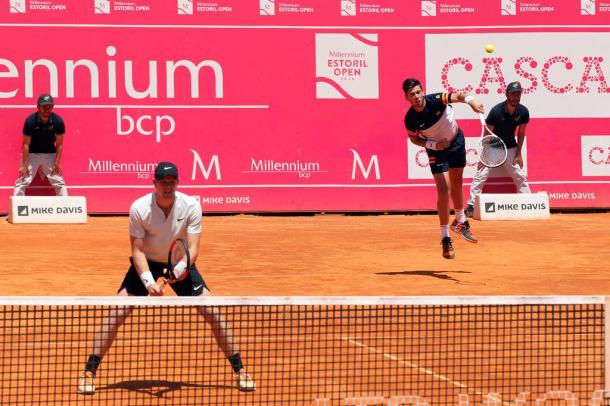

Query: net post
<box><xmin>606</xmin><ymin>296</ymin><xmax>610</xmax><ymax>391</ymax></box>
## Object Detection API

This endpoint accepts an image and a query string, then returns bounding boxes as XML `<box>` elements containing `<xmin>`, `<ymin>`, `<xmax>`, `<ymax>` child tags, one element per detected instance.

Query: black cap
<box><xmin>154</xmin><ymin>162</ymin><xmax>179</xmax><ymax>180</ymax></box>
<box><xmin>37</xmin><ymin>93</ymin><xmax>54</xmax><ymax>106</ymax></box>
<box><xmin>506</xmin><ymin>81</ymin><xmax>522</xmax><ymax>93</ymax></box>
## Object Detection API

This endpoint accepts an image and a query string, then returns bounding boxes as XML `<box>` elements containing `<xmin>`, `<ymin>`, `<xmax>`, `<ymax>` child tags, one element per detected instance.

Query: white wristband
<box><xmin>425</xmin><ymin>140</ymin><xmax>438</xmax><ymax>150</ymax></box>
<box><xmin>173</xmin><ymin>261</ymin><xmax>188</xmax><ymax>280</ymax></box>
<box><xmin>464</xmin><ymin>95</ymin><xmax>474</xmax><ymax>104</ymax></box>
<box><xmin>139</xmin><ymin>271</ymin><xmax>155</xmax><ymax>289</ymax></box>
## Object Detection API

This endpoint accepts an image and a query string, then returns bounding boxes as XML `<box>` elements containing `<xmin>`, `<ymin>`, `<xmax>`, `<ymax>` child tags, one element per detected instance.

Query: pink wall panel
<box><xmin>0</xmin><ymin>1</ymin><xmax>609</xmax><ymax>213</ymax></box>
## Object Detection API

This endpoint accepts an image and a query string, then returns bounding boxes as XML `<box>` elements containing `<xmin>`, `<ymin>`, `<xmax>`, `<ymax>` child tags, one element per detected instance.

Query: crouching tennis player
<box><xmin>78</xmin><ymin>162</ymin><xmax>255</xmax><ymax>394</ymax></box>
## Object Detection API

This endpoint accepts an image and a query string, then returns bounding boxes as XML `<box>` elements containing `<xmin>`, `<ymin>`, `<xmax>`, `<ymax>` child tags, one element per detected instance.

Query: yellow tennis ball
<box><xmin>485</xmin><ymin>44</ymin><xmax>495</xmax><ymax>53</ymax></box>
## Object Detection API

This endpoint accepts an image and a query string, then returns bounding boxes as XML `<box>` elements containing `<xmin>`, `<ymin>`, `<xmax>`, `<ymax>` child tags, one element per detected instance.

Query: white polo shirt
<box><xmin>128</xmin><ymin>191</ymin><xmax>201</xmax><ymax>263</ymax></box>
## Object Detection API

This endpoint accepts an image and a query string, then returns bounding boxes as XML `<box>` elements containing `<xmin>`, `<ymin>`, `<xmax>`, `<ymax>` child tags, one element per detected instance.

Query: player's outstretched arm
<box><xmin>452</xmin><ymin>92</ymin><xmax>484</xmax><ymax>114</ymax></box>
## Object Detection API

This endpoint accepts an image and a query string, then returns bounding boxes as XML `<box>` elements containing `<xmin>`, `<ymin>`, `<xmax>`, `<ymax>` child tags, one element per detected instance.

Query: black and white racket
<box><xmin>162</xmin><ymin>238</ymin><xmax>191</xmax><ymax>284</ymax></box>
<box><xmin>477</xmin><ymin>113</ymin><xmax>508</xmax><ymax>168</ymax></box>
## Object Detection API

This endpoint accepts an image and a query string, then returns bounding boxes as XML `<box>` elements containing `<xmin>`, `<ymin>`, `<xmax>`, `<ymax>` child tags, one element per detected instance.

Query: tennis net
<box><xmin>0</xmin><ymin>296</ymin><xmax>608</xmax><ymax>405</ymax></box>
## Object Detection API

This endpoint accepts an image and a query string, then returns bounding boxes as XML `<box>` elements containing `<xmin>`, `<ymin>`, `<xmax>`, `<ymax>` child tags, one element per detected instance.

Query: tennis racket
<box><xmin>159</xmin><ymin>238</ymin><xmax>191</xmax><ymax>285</ymax></box>
<box><xmin>477</xmin><ymin>113</ymin><xmax>508</xmax><ymax>168</ymax></box>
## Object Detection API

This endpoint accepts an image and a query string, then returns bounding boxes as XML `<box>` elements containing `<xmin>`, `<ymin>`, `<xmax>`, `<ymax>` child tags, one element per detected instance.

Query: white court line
<box><xmin>342</xmin><ymin>336</ymin><xmax>513</xmax><ymax>406</ymax></box>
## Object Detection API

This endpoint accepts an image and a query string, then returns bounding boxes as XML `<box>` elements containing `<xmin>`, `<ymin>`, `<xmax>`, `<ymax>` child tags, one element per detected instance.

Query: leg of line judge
<box><xmin>505</xmin><ymin>147</ymin><xmax>531</xmax><ymax>194</ymax></box>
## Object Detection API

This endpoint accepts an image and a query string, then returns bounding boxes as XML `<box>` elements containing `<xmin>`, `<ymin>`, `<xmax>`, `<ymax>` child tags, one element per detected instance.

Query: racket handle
<box><xmin>478</xmin><ymin>113</ymin><xmax>486</xmax><ymax>125</ymax></box>
<box><xmin>156</xmin><ymin>277</ymin><xmax>168</xmax><ymax>293</ymax></box>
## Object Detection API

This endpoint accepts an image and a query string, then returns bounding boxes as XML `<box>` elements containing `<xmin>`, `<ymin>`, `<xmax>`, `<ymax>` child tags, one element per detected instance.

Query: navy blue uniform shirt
<box><xmin>404</xmin><ymin>92</ymin><xmax>452</xmax><ymax>140</ymax></box>
<box><xmin>485</xmin><ymin>102</ymin><xmax>529</xmax><ymax>149</ymax></box>
<box><xmin>23</xmin><ymin>112</ymin><xmax>66</xmax><ymax>154</ymax></box>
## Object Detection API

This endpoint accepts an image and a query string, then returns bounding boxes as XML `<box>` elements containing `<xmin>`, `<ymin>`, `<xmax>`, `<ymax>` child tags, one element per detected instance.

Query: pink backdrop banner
<box><xmin>0</xmin><ymin>2</ymin><xmax>609</xmax><ymax>213</ymax></box>
<box><xmin>3</xmin><ymin>0</ymin><xmax>610</xmax><ymax>25</ymax></box>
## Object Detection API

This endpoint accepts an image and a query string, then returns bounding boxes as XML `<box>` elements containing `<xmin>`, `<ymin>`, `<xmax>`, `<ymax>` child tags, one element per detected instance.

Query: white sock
<box><xmin>440</xmin><ymin>225</ymin><xmax>450</xmax><ymax>238</ymax></box>
<box><xmin>455</xmin><ymin>209</ymin><xmax>465</xmax><ymax>223</ymax></box>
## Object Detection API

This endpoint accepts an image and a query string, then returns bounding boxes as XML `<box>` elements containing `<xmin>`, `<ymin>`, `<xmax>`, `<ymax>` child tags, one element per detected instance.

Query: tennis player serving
<box><xmin>403</xmin><ymin>78</ymin><xmax>483</xmax><ymax>259</ymax></box>
<box><xmin>77</xmin><ymin>161</ymin><xmax>255</xmax><ymax>394</ymax></box>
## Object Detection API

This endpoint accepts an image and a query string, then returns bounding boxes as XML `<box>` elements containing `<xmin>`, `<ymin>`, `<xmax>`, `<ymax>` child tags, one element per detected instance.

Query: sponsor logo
<box><xmin>581</xmin><ymin>0</ymin><xmax>596</xmax><ymax>14</ymax></box>
<box><xmin>191</xmin><ymin>150</ymin><xmax>222</xmax><ymax>181</ymax></box>
<box><xmin>95</xmin><ymin>0</ymin><xmax>152</xmax><ymax>14</ymax></box>
<box><xmin>582</xmin><ymin>0</ymin><xmax>610</xmax><ymax>14</ymax></box>
<box><xmin>485</xmin><ymin>201</ymin><xmax>547</xmax><ymax>212</ymax></box>
<box><xmin>425</xmin><ymin>33</ymin><xmax>610</xmax><ymax>119</ymax></box>
<box><xmin>16</xmin><ymin>206</ymin><xmax>84</xmax><ymax>215</ymax></box>
<box><xmin>341</xmin><ymin>0</ymin><xmax>356</xmax><ymax>16</ymax></box>
<box><xmin>17</xmin><ymin>205</ymin><xmax>29</xmax><ymax>216</ymax></box>
<box><xmin>348</xmin><ymin>1</ymin><xmax>395</xmax><ymax>15</ymax></box>
<box><xmin>95</xmin><ymin>0</ymin><xmax>110</xmax><ymax>13</ymax></box>
<box><xmin>502</xmin><ymin>0</ymin><xmax>556</xmax><ymax>14</ymax></box>
<box><xmin>10</xmin><ymin>0</ymin><xmax>26</xmax><ymax>13</ymax></box>
<box><xmin>350</xmin><ymin>149</ymin><xmax>381</xmax><ymax>180</ymax></box>
<box><xmin>581</xmin><ymin>135</ymin><xmax>610</xmax><ymax>176</ymax></box>
<box><xmin>244</xmin><ymin>158</ymin><xmax>324</xmax><ymax>179</ymax></box>
<box><xmin>549</xmin><ymin>192</ymin><xmax>597</xmax><ymax>200</ymax></box>
<box><xmin>597</xmin><ymin>1</ymin><xmax>610</xmax><ymax>13</ymax></box>
<box><xmin>194</xmin><ymin>284</ymin><xmax>203</xmax><ymax>291</ymax></box>
<box><xmin>501</xmin><ymin>0</ymin><xmax>516</xmax><ymax>14</ymax></box>
<box><xmin>261</xmin><ymin>0</ymin><xmax>315</xmax><ymax>14</ymax></box>
<box><xmin>116</xmin><ymin>108</ymin><xmax>176</xmax><ymax>142</ymax></box>
<box><xmin>422</xmin><ymin>0</ymin><xmax>475</xmax><ymax>16</ymax></box>
<box><xmin>177</xmin><ymin>0</ymin><xmax>193</xmax><ymax>14</ymax></box>
<box><xmin>421</xmin><ymin>0</ymin><xmax>436</xmax><ymax>16</ymax></box>
<box><xmin>315</xmin><ymin>33</ymin><xmax>379</xmax><ymax>99</ymax></box>
<box><xmin>260</xmin><ymin>0</ymin><xmax>275</xmax><ymax>15</ymax></box>
<box><xmin>201</xmin><ymin>196</ymin><xmax>251</xmax><ymax>204</ymax></box>
<box><xmin>178</xmin><ymin>0</ymin><xmax>233</xmax><ymax>14</ymax></box>
<box><xmin>11</xmin><ymin>0</ymin><xmax>68</xmax><ymax>13</ymax></box>
<box><xmin>85</xmin><ymin>158</ymin><xmax>157</xmax><ymax>179</ymax></box>
<box><xmin>0</xmin><ymin>44</ymin><xmax>224</xmax><ymax>102</ymax></box>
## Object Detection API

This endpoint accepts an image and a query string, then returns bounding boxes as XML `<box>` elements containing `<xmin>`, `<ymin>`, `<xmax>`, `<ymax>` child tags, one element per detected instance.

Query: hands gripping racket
<box><xmin>159</xmin><ymin>238</ymin><xmax>191</xmax><ymax>286</ymax></box>
<box><xmin>477</xmin><ymin>113</ymin><xmax>508</xmax><ymax>168</ymax></box>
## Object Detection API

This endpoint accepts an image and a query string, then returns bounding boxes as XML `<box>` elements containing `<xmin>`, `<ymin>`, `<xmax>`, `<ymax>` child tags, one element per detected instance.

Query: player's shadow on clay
<box><xmin>376</xmin><ymin>270</ymin><xmax>470</xmax><ymax>284</ymax></box>
<box><xmin>99</xmin><ymin>379</ymin><xmax>233</xmax><ymax>397</ymax></box>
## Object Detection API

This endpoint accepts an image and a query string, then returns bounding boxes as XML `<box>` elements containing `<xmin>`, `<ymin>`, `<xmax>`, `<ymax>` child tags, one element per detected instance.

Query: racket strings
<box><xmin>478</xmin><ymin>136</ymin><xmax>507</xmax><ymax>167</ymax></box>
<box><xmin>170</xmin><ymin>244</ymin><xmax>187</xmax><ymax>268</ymax></box>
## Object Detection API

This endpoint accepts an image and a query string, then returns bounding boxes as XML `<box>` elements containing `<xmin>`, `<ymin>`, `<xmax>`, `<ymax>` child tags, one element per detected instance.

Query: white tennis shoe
<box><xmin>234</xmin><ymin>369</ymin><xmax>256</xmax><ymax>392</ymax></box>
<box><xmin>78</xmin><ymin>368</ymin><xmax>256</xmax><ymax>394</ymax></box>
<box><xmin>77</xmin><ymin>371</ymin><xmax>96</xmax><ymax>395</ymax></box>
